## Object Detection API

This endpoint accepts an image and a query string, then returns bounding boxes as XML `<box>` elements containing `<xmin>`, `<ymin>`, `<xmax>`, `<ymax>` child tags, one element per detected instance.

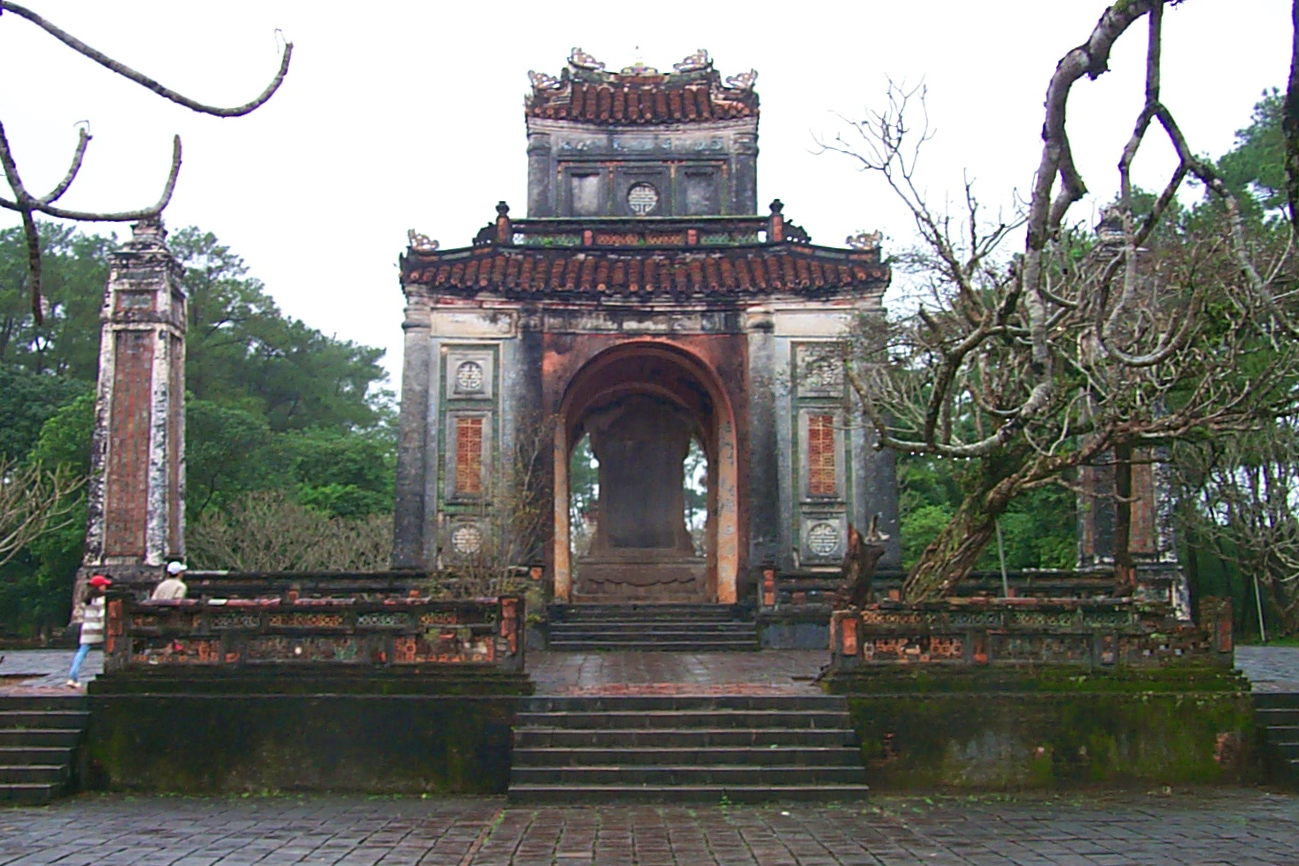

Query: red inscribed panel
<box><xmin>456</xmin><ymin>417</ymin><xmax>484</xmax><ymax>495</ymax></box>
<box><xmin>807</xmin><ymin>414</ymin><xmax>837</xmax><ymax>496</ymax></box>
<box><xmin>105</xmin><ymin>331</ymin><xmax>153</xmax><ymax>556</ymax></box>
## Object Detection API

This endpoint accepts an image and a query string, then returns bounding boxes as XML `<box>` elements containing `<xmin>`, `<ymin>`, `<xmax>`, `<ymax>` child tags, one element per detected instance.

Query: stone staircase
<box><xmin>1255</xmin><ymin>692</ymin><xmax>1299</xmax><ymax>786</ymax></box>
<box><xmin>0</xmin><ymin>694</ymin><xmax>88</xmax><ymax>805</ymax></box>
<box><xmin>508</xmin><ymin>693</ymin><xmax>869</xmax><ymax>802</ymax></box>
<box><xmin>546</xmin><ymin>603</ymin><xmax>757</xmax><ymax>651</ymax></box>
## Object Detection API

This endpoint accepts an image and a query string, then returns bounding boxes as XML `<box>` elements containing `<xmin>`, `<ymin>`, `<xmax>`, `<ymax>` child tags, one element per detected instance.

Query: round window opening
<box><xmin>627</xmin><ymin>182</ymin><xmax>660</xmax><ymax>216</ymax></box>
<box><xmin>455</xmin><ymin>361</ymin><xmax>484</xmax><ymax>393</ymax></box>
<box><xmin>807</xmin><ymin>522</ymin><xmax>841</xmax><ymax>557</ymax></box>
<box><xmin>452</xmin><ymin>524</ymin><xmax>484</xmax><ymax>555</ymax></box>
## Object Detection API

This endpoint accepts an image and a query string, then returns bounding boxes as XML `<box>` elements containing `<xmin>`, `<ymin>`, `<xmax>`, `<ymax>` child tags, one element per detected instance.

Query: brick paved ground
<box><xmin>4</xmin><ymin>648</ymin><xmax>1299</xmax><ymax>863</ymax></box>
<box><xmin>2</xmin><ymin>788</ymin><xmax>1297</xmax><ymax>865</ymax></box>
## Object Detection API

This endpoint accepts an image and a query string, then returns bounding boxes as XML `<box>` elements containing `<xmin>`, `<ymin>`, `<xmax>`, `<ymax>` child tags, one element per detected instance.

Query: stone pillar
<box><xmin>79</xmin><ymin>218</ymin><xmax>186</xmax><ymax>596</ymax></box>
<box><xmin>732</xmin><ymin>131</ymin><xmax>758</xmax><ymax>214</ymax></box>
<box><xmin>526</xmin><ymin>132</ymin><xmax>553</xmax><ymax>217</ymax></box>
<box><xmin>1077</xmin><ymin>446</ymin><xmax>1188</xmax><ymax>618</ymax></box>
<box><xmin>392</xmin><ymin>293</ymin><xmax>433</xmax><ymax>569</ymax></box>
<box><xmin>745</xmin><ymin>304</ymin><xmax>779</xmax><ymax>571</ymax></box>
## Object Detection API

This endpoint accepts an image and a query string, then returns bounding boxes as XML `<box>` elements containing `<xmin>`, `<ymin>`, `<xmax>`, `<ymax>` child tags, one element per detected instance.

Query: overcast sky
<box><xmin>1</xmin><ymin>1</ymin><xmax>1290</xmax><ymax>391</ymax></box>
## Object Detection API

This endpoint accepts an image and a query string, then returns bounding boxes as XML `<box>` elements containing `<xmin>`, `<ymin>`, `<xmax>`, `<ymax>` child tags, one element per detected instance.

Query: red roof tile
<box><xmin>527</xmin><ymin>64</ymin><xmax>758</xmax><ymax>126</ymax></box>
<box><xmin>403</xmin><ymin>245</ymin><xmax>887</xmax><ymax>299</ymax></box>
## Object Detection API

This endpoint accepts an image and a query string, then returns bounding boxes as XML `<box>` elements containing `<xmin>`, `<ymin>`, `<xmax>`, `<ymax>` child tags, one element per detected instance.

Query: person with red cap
<box><xmin>67</xmin><ymin>574</ymin><xmax>111</xmax><ymax>688</ymax></box>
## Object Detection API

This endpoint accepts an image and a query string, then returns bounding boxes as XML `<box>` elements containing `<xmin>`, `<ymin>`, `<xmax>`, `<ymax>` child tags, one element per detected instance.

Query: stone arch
<box><xmin>552</xmin><ymin>341</ymin><xmax>740</xmax><ymax>603</ymax></box>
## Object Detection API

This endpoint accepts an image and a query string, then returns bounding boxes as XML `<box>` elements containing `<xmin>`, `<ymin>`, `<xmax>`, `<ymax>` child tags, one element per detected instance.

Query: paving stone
<box><xmin>1</xmin><ymin>791</ymin><xmax>1297</xmax><ymax>865</ymax></box>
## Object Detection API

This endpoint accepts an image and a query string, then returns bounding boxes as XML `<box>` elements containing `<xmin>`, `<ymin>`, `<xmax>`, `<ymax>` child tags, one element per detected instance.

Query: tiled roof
<box><xmin>526</xmin><ymin>50</ymin><xmax>758</xmax><ymax>126</ymax></box>
<box><xmin>402</xmin><ymin>245</ymin><xmax>886</xmax><ymax>299</ymax></box>
<box><xmin>528</xmin><ymin>79</ymin><xmax>757</xmax><ymax>125</ymax></box>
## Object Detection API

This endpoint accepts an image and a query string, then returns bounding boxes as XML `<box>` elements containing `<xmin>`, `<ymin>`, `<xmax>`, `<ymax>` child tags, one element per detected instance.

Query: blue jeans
<box><xmin>68</xmin><ymin>643</ymin><xmax>94</xmax><ymax>682</ymax></box>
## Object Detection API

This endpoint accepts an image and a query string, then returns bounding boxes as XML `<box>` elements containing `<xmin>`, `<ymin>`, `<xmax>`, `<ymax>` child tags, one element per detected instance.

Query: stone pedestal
<box><xmin>575</xmin><ymin>553</ymin><xmax>707</xmax><ymax>602</ymax></box>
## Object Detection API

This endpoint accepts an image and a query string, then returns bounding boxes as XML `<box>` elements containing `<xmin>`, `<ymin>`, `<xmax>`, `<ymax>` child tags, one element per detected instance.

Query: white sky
<box><xmin>1</xmin><ymin>1</ymin><xmax>1290</xmax><ymax>392</ymax></box>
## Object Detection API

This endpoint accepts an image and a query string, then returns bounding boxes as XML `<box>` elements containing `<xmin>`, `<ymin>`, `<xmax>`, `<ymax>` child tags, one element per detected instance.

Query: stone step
<box><xmin>1264</xmin><ymin>724</ymin><xmax>1299</xmax><ymax>743</ymax></box>
<box><xmin>0</xmin><ymin>783</ymin><xmax>61</xmax><ymax>806</ymax></box>
<box><xmin>514</xmin><ymin>727</ymin><xmax>859</xmax><ymax>749</ymax></box>
<box><xmin>0</xmin><ymin>729</ymin><xmax>82</xmax><ymax>748</ymax></box>
<box><xmin>510</xmin><ymin>764</ymin><xmax>866</xmax><ymax>786</ymax></box>
<box><xmin>0</xmin><ymin>747</ymin><xmax>73</xmax><ymax>764</ymax></box>
<box><xmin>512</xmin><ymin>746</ymin><xmax>862</xmax><ymax>767</ymax></box>
<box><xmin>507</xmin><ymin>783</ymin><xmax>871</xmax><ymax>803</ymax></box>
<box><xmin>0</xmin><ymin>764</ymin><xmax>70</xmax><ymax>785</ymax></box>
<box><xmin>546</xmin><ymin>639</ymin><xmax>758</xmax><ymax>652</ymax></box>
<box><xmin>1256</xmin><ymin>707</ymin><xmax>1299</xmax><ymax>726</ymax></box>
<box><xmin>520</xmin><ymin>695</ymin><xmax>846</xmax><ymax>712</ymax></box>
<box><xmin>549</xmin><ymin>623</ymin><xmax>755</xmax><ymax>635</ymax></box>
<box><xmin>1253</xmin><ymin>692</ymin><xmax>1299</xmax><ymax>710</ymax></box>
<box><xmin>0</xmin><ymin>698</ymin><xmax>89</xmax><ymax>805</ymax></box>
<box><xmin>517</xmin><ymin>710</ymin><xmax>850</xmax><ymax>730</ymax></box>
<box><xmin>0</xmin><ymin>710</ymin><xmax>89</xmax><ymax>730</ymax></box>
<box><xmin>1271</xmin><ymin>741</ymin><xmax>1299</xmax><ymax>760</ymax></box>
<box><xmin>507</xmin><ymin>692</ymin><xmax>866</xmax><ymax>802</ymax></box>
<box><xmin>0</xmin><ymin>696</ymin><xmax>87</xmax><ymax>712</ymax></box>
<box><xmin>552</xmin><ymin>604</ymin><xmax>744</xmax><ymax>622</ymax></box>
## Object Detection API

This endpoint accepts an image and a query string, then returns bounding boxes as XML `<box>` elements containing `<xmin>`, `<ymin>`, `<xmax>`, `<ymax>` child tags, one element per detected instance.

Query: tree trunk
<box><xmin>1112</xmin><ymin>443</ymin><xmax>1136</xmax><ymax>593</ymax></box>
<box><xmin>1286</xmin><ymin>0</ymin><xmax>1299</xmax><ymax>232</ymax></box>
<box><xmin>902</xmin><ymin>494</ymin><xmax>1001</xmax><ymax>600</ymax></box>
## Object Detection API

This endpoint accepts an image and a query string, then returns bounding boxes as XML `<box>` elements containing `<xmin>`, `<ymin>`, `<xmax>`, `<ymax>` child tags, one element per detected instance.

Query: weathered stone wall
<box><xmin>85</xmin><ymin>692</ymin><xmax>518</xmax><ymax>794</ymax></box>
<box><xmin>846</xmin><ymin>686</ymin><xmax>1256</xmax><ymax>789</ymax></box>
<box><xmin>526</xmin><ymin>117</ymin><xmax>759</xmax><ymax>218</ymax></box>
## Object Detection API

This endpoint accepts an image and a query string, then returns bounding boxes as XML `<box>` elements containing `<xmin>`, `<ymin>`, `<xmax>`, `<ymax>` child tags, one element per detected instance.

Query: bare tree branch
<box><xmin>0</xmin><ymin>2</ymin><xmax>293</xmax><ymax>117</ymax></box>
<box><xmin>0</xmin><ymin>1</ymin><xmax>292</xmax><ymax>319</ymax></box>
<box><xmin>834</xmin><ymin>0</ymin><xmax>1299</xmax><ymax>599</ymax></box>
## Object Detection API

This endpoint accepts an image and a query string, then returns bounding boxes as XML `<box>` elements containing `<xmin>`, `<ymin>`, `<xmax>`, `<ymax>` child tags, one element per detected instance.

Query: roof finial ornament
<box><xmin>528</xmin><ymin>69</ymin><xmax>563</xmax><ymax>91</ymax></box>
<box><xmin>846</xmin><ymin>230</ymin><xmax>883</xmax><ymax>252</ymax></box>
<box><xmin>673</xmin><ymin>49</ymin><xmax>711</xmax><ymax>73</ymax></box>
<box><xmin>725</xmin><ymin>69</ymin><xmax>758</xmax><ymax>90</ymax></box>
<box><xmin>568</xmin><ymin>47</ymin><xmax>605</xmax><ymax>71</ymax></box>
<box><xmin>407</xmin><ymin>229</ymin><xmax>438</xmax><ymax>253</ymax></box>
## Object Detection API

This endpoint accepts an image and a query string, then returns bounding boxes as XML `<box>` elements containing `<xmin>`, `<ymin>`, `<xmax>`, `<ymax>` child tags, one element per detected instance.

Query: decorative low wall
<box><xmin>817</xmin><ymin>596</ymin><xmax>1252</xmax><ymax>789</ymax></box>
<box><xmin>104</xmin><ymin>586</ymin><xmax>524</xmax><ymax>673</ymax></box>
<box><xmin>753</xmin><ymin>566</ymin><xmax>1191</xmax><ymax>650</ymax></box>
<box><xmin>86</xmin><ymin>573</ymin><xmax>530</xmax><ymax>794</ymax></box>
<box><xmin>824</xmin><ymin>596</ymin><xmax>1232</xmax><ymax>676</ymax></box>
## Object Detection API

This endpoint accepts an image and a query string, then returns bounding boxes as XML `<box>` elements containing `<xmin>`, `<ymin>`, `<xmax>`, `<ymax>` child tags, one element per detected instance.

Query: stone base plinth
<box><xmin>575</xmin><ymin>554</ymin><xmax>707</xmax><ymax>602</ymax></box>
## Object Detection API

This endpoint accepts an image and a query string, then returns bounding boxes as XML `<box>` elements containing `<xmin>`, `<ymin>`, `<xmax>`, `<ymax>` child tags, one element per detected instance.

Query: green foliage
<box><xmin>1216</xmin><ymin>89</ymin><xmax>1285</xmax><ymax>215</ymax></box>
<box><xmin>0</xmin><ymin>223</ymin><xmax>114</xmax><ymax>379</ymax></box>
<box><xmin>898</xmin><ymin>455</ymin><xmax>1075</xmax><ymax>572</ymax></box>
<box><xmin>0</xmin><ymin>366</ymin><xmax>88</xmax><ymax>461</ymax></box>
<box><xmin>172</xmin><ymin>228</ymin><xmax>390</xmax><ymax>432</ymax></box>
<box><xmin>0</xmin><ymin>223</ymin><xmax>393</xmax><ymax>638</ymax></box>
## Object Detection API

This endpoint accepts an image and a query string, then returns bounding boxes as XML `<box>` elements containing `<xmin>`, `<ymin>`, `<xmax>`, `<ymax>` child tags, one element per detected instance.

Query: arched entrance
<box><xmin>552</xmin><ymin>342</ymin><xmax>740</xmax><ymax>604</ymax></box>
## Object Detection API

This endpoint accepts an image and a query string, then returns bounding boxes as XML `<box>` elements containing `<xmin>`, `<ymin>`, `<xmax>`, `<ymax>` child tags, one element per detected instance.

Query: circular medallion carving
<box><xmin>455</xmin><ymin>361</ymin><xmax>484</xmax><ymax>393</ymax></box>
<box><xmin>807</xmin><ymin>522</ymin><xmax>840</xmax><ymax>557</ymax></box>
<box><xmin>451</xmin><ymin>524</ymin><xmax>484</xmax><ymax>555</ymax></box>
<box><xmin>627</xmin><ymin>182</ymin><xmax>660</xmax><ymax>216</ymax></box>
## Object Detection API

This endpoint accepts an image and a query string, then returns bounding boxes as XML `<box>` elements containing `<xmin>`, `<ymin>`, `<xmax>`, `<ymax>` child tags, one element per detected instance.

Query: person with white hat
<box><xmin>151</xmin><ymin>561</ymin><xmax>189</xmax><ymax>600</ymax></box>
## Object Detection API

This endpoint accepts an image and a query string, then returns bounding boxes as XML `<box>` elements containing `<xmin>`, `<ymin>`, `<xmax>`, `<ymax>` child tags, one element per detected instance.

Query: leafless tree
<box><xmin>0</xmin><ymin>1</ymin><xmax>292</xmax><ymax>322</ymax></box>
<box><xmin>829</xmin><ymin>1</ymin><xmax>1299</xmax><ymax>600</ymax></box>
<box><xmin>0</xmin><ymin>457</ymin><xmax>83</xmax><ymax>568</ymax></box>
<box><xmin>187</xmin><ymin>490</ymin><xmax>392</xmax><ymax>572</ymax></box>
<box><xmin>1177</xmin><ymin>427</ymin><xmax>1299</xmax><ymax>635</ymax></box>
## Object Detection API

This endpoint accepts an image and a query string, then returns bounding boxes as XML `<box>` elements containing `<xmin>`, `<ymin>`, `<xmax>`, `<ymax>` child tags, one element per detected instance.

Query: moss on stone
<box><xmin>846</xmin><ymin>689</ymin><xmax>1258</xmax><ymax>790</ymax></box>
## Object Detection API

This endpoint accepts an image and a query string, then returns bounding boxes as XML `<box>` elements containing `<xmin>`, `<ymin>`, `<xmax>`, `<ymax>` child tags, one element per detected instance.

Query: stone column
<box><xmin>79</xmin><ymin>218</ymin><xmax>186</xmax><ymax>596</ymax></box>
<box><xmin>392</xmin><ymin>293</ymin><xmax>433</xmax><ymax>569</ymax></box>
